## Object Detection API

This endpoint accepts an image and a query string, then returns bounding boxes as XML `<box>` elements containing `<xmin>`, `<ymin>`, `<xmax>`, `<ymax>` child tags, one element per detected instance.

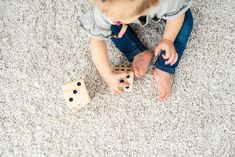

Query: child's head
<box><xmin>94</xmin><ymin>0</ymin><xmax>158</xmax><ymax>24</ymax></box>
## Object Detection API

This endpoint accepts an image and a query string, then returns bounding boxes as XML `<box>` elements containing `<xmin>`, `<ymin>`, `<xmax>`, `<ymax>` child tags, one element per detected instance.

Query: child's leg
<box><xmin>111</xmin><ymin>25</ymin><xmax>153</xmax><ymax>78</ymax></box>
<box><xmin>153</xmin><ymin>9</ymin><xmax>194</xmax><ymax>100</ymax></box>
<box><xmin>111</xmin><ymin>25</ymin><xmax>147</xmax><ymax>61</ymax></box>
<box><xmin>154</xmin><ymin>9</ymin><xmax>194</xmax><ymax>74</ymax></box>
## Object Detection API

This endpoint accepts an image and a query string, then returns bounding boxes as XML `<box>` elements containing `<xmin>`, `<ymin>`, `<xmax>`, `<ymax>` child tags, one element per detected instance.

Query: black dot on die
<box><xmin>126</xmin><ymin>75</ymin><xmax>130</xmax><ymax>78</ymax></box>
<box><xmin>69</xmin><ymin>98</ymin><xmax>73</xmax><ymax>102</ymax></box>
<box><xmin>77</xmin><ymin>82</ymin><xmax>81</xmax><ymax>86</ymax></box>
<box><xmin>73</xmin><ymin>90</ymin><xmax>77</xmax><ymax>94</ymax></box>
<box><xmin>120</xmin><ymin>80</ymin><xmax>124</xmax><ymax>83</ymax></box>
<box><xmin>125</xmin><ymin>86</ymin><xmax>129</xmax><ymax>89</ymax></box>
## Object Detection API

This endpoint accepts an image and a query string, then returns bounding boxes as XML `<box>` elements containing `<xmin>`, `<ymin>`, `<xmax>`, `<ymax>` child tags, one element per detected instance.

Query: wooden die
<box><xmin>113</xmin><ymin>64</ymin><xmax>134</xmax><ymax>92</ymax></box>
<box><xmin>62</xmin><ymin>79</ymin><xmax>91</xmax><ymax>111</ymax></box>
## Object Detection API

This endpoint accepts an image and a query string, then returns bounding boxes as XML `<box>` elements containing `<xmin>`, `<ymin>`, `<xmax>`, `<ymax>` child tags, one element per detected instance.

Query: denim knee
<box><xmin>110</xmin><ymin>25</ymin><xmax>147</xmax><ymax>62</ymax></box>
<box><xmin>154</xmin><ymin>9</ymin><xmax>194</xmax><ymax>74</ymax></box>
<box><xmin>175</xmin><ymin>9</ymin><xmax>194</xmax><ymax>47</ymax></box>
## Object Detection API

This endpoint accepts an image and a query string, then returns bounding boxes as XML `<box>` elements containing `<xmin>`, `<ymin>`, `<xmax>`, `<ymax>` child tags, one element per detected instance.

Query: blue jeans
<box><xmin>110</xmin><ymin>9</ymin><xmax>194</xmax><ymax>74</ymax></box>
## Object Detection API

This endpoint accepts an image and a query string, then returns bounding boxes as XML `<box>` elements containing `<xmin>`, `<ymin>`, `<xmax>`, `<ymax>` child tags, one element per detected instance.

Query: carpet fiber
<box><xmin>0</xmin><ymin>0</ymin><xmax>234</xmax><ymax>156</ymax></box>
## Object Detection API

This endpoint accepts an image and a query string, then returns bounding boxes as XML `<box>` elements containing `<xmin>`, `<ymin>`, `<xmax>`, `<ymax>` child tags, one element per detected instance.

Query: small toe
<box><xmin>133</xmin><ymin>66</ymin><xmax>141</xmax><ymax>78</ymax></box>
<box><xmin>164</xmin><ymin>89</ymin><xmax>171</xmax><ymax>100</ymax></box>
<box><xmin>159</xmin><ymin>90</ymin><xmax>167</xmax><ymax>100</ymax></box>
<box><xmin>134</xmin><ymin>65</ymin><xmax>146</xmax><ymax>78</ymax></box>
<box><xmin>139</xmin><ymin>71</ymin><xmax>145</xmax><ymax>77</ymax></box>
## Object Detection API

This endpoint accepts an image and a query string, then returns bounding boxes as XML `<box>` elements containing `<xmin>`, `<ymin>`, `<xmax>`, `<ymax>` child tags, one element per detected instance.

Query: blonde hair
<box><xmin>94</xmin><ymin>0</ymin><xmax>158</xmax><ymax>20</ymax></box>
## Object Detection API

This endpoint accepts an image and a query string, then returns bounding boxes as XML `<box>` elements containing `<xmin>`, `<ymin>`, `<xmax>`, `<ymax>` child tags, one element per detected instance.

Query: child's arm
<box><xmin>155</xmin><ymin>13</ymin><xmax>185</xmax><ymax>65</ymax></box>
<box><xmin>163</xmin><ymin>13</ymin><xmax>185</xmax><ymax>41</ymax></box>
<box><xmin>90</xmin><ymin>38</ymin><xmax>129</xmax><ymax>94</ymax></box>
<box><xmin>90</xmin><ymin>38</ymin><xmax>112</xmax><ymax>78</ymax></box>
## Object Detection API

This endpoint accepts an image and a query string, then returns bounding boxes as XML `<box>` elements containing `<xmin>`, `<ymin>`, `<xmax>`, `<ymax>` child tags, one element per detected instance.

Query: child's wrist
<box><xmin>163</xmin><ymin>32</ymin><xmax>176</xmax><ymax>42</ymax></box>
<box><xmin>162</xmin><ymin>37</ymin><xmax>174</xmax><ymax>42</ymax></box>
<box><xmin>161</xmin><ymin>38</ymin><xmax>175</xmax><ymax>46</ymax></box>
<box><xmin>100</xmin><ymin>69</ymin><xmax>113</xmax><ymax>79</ymax></box>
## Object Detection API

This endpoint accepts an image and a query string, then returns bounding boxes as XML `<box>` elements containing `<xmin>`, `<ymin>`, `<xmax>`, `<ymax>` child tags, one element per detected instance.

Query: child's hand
<box><xmin>104</xmin><ymin>71</ymin><xmax>130</xmax><ymax>94</ymax></box>
<box><xmin>155</xmin><ymin>39</ymin><xmax>178</xmax><ymax>65</ymax></box>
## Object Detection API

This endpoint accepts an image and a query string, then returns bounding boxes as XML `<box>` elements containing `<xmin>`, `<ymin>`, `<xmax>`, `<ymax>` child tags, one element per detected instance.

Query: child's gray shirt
<box><xmin>79</xmin><ymin>0</ymin><xmax>191</xmax><ymax>40</ymax></box>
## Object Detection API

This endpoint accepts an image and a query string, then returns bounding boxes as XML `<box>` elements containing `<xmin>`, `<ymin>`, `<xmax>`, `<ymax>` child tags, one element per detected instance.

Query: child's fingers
<box><xmin>118</xmin><ymin>82</ymin><xmax>129</xmax><ymax>88</ymax></box>
<box><xmin>165</xmin><ymin>51</ymin><xmax>175</xmax><ymax>65</ymax></box>
<box><xmin>111</xmin><ymin>88</ymin><xmax>116</xmax><ymax>94</ymax></box>
<box><xmin>114</xmin><ymin>88</ymin><xmax>123</xmax><ymax>94</ymax></box>
<box><xmin>162</xmin><ymin>47</ymin><xmax>171</xmax><ymax>59</ymax></box>
<box><xmin>117</xmin><ymin>72</ymin><xmax>129</xmax><ymax>78</ymax></box>
<box><xmin>171</xmin><ymin>52</ymin><xmax>178</xmax><ymax>65</ymax></box>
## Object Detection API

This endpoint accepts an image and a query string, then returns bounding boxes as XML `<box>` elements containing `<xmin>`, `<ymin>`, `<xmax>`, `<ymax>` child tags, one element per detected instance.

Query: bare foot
<box><xmin>153</xmin><ymin>68</ymin><xmax>172</xmax><ymax>101</ymax></box>
<box><xmin>132</xmin><ymin>50</ymin><xmax>153</xmax><ymax>78</ymax></box>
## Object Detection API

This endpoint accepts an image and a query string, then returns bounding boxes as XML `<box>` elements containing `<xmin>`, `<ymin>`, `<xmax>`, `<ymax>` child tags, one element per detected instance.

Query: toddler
<box><xmin>79</xmin><ymin>0</ymin><xmax>193</xmax><ymax>100</ymax></box>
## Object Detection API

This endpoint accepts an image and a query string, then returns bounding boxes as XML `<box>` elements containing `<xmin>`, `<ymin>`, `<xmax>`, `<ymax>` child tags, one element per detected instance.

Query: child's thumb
<box><xmin>118</xmin><ymin>72</ymin><xmax>129</xmax><ymax>78</ymax></box>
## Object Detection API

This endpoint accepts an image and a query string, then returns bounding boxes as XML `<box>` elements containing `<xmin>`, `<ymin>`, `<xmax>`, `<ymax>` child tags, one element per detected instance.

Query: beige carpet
<box><xmin>0</xmin><ymin>0</ymin><xmax>234</xmax><ymax>156</ymax></box>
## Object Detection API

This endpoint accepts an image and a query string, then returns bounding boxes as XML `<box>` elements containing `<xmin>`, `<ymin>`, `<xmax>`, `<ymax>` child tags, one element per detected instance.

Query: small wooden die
<box><xmin>61</xmin><ymin>79</ymin><xmax>91</xmax><ymax>112</ymax></box>
<box><xmin>113</xmin><ymin>64</ymin><xmax>134</xmax><ymax>92</ymax></box>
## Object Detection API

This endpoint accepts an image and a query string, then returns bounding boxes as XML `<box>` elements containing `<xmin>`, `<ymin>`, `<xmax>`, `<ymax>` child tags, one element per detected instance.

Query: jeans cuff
<box><xmin>126</xmin><ymin>44</ymin><xmax>148</xmax><ymax>62</ymax></box>
<box><xmin>154</xmin><ymin>62</ymin><xmax>176</xmax><ymax>74</ymax></box>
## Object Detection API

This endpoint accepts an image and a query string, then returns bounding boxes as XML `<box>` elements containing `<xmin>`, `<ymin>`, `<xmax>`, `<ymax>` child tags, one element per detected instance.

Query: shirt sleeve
<box><xmin>78</xmin><ymin>7</ymin><xmax>112</xmax><ymax>40</ymax></box>
<box><xmin>160</xmin><ymin>0</ymin><xmax>191</xmax><ymax>20</ymax></box>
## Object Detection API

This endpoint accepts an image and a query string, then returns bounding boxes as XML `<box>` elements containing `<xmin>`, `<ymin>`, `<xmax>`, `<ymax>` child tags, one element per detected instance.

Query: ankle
<box><xmin>143</xmin><ymin>49</ymin><xmax>153</xmax><ymax>57</ymax></box>
<box><xmin>153</xmin><ymin>68</ymin><xmax>171</xmax><ymax>78</ymax></box>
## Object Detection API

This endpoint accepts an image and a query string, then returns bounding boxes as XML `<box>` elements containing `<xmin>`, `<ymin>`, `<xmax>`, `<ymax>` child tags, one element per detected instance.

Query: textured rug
<box><xmin>0</xmin><ymin>0</ymin><xmax>234</xmax><ymax>156</ymax></box>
